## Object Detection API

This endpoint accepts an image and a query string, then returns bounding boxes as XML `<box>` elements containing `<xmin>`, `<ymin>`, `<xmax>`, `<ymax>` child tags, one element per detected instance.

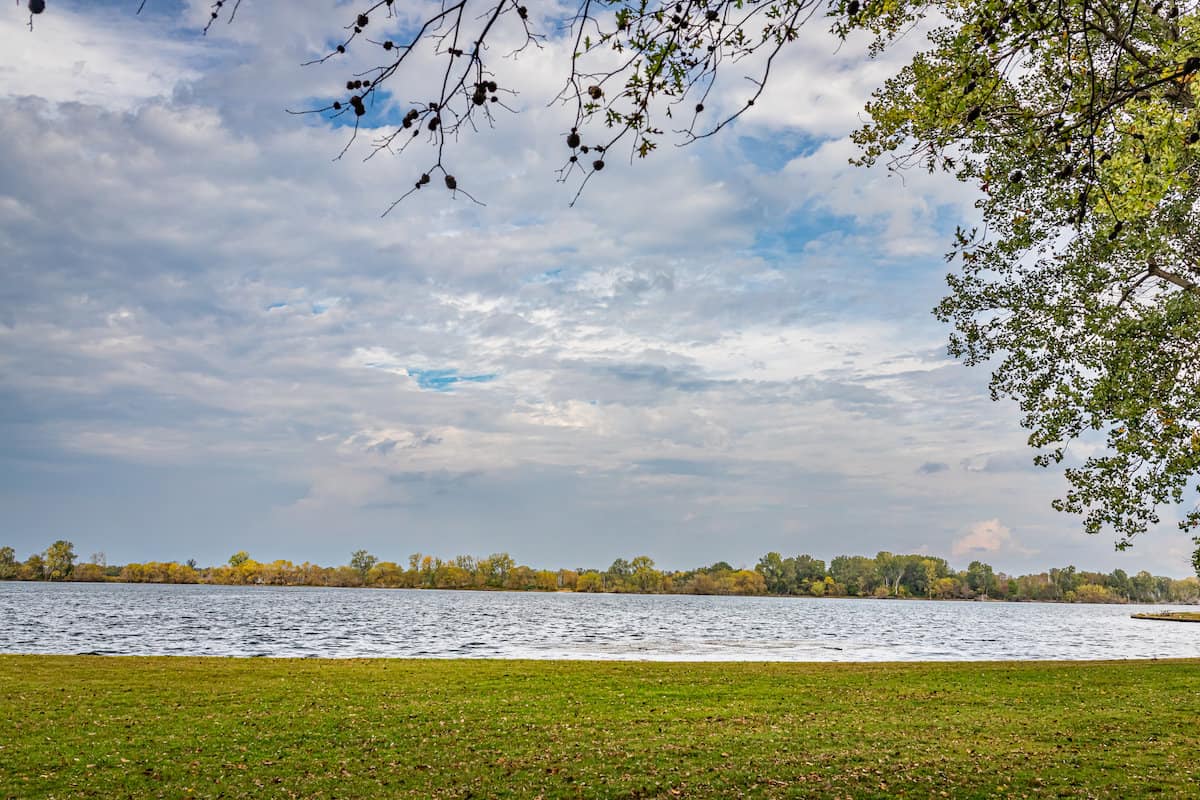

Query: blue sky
<box><xmin>0</xmin><ymin>0</ymin><xmax>1195</xmax><ymax>575</ymax></box>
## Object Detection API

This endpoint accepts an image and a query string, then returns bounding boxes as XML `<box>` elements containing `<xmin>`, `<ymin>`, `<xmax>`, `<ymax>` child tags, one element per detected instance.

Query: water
<box><xmin>0</xmin><ymin>581</ymin><xmax>1196</xmax><ymax>661</ymax></box>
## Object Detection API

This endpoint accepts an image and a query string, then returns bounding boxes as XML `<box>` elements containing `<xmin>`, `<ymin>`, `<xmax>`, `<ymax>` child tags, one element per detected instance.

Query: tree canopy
<box><xmin>22</xmin><ymin>0</ymin><xmax>1200</xmax><ymax>564</ymax></box>
<box><xmin>851</xmin><ymin>0</ymin><xmax>1200</xmax><ymax>562</ymax></box>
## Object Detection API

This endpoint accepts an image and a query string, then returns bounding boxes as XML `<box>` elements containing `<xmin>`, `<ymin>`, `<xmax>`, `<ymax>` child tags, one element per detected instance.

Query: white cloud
<box><xmin>0</xmin><ymin>1</ymin><xmax>1190</xmax><ymax>575</ymax></box>
<box><xmin>0</xmin><ymin>7</ymin><xmax>207</xmax><ymax>109</ymax></box>
<box><xmin>952</xmin><ymin>519</ymin><xmax>1035</xmax><ymax>561</ymax></box>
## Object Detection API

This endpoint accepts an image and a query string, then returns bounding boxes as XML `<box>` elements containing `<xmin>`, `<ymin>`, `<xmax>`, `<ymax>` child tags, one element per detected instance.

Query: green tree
<box><xmin>629</xmin><ymin>556</ymin><xmax>664</xmax><ymax>593</ymax></box>
<box><xmin>1049</xmin><ymin>566</ymin><xmax>1079</xmax><ymax>599</ymax></box>
<box><xmin>0</xmin><ymin>546</ymin><xmax>16</xmax><ymax>580</ymax></box>
<box><xmin>922</xmin><ymin>559</ymin><xmax>940</xmax><ymax>599</ymax></box>
<box><xmin>228</xmin><ymin>551</ymin><xmax>250</xmax><ymax>568</ymax></box>
<box><xmin>350</xmin><ymin>550</ymin><xmax>379</xmax><ymax>583</ymax></box>
<box><xmin>1073</xmin><ymin>583</ymin><xmax>1118</xmax><ymax>603</ymax></box>
<box><xmin>854</xmin><ymin>0</ymin><xmax>1200</xmax><ymax>561</ymax></box>
<box><xmin>875</xmin><ymin>552</ymin><xmax>905</xmax><ymax>596</ymax></box>
<box><xmin>478</xmin><ymin>553</ymin><xmax>515</xmax><ymax>588</ymax></box>
<box><xmin>966</xmin><ymin>561</ymin><xmax>997</xmax><ymax>598</ymax></box>
<box><xmin>22</xmin><ymin>553</ymin><xmax>46</xmax><ymax>581</ymax></box>
<box><xmin>43</xmin><ymin>540</ymin><xmax>76</xmax><ymax>581</ymax></box>
<box><xmin>791</xmin><ymin>555</ymin><xmax>828</xmax><ymax>588</ymax></box>
<box><xmin>756</xmin><ymin>552</ymin><xmax>790</xmax><ymax>594</ymax></box>
<box><xmin>575</xmin><ymin>571</ymin><xmax>605</xmax><ymax>592</ymax></box>
<box><xmin>830</xmin><ymin>555</ymin><xmax>879</xmax><ymax>596</ymax></box>
<box><xmin>605</xmin><ymin>558</ymin><xmax>633</xmax><ymax>591</ymax></box>
<box><xmin>1130</xmin><ymin>569</ymin><xmax>1165</xmax><ymax>602</ymax></box>
<box><xmin>896</xmin><ymin>554</ymin><xmax>941</xmax><ymax>597</ymax></box>
<box><xmin>1108</xmin><ymin>568</ymin><xmax>1132</xmax><ymax>600</ymax></box>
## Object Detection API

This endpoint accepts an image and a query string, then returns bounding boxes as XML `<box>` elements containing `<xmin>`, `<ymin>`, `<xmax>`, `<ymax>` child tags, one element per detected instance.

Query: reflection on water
<box><xmin>0</xmin><ymin>581</ymin><xmax>1196</xmax><ymax>661</ymax></box>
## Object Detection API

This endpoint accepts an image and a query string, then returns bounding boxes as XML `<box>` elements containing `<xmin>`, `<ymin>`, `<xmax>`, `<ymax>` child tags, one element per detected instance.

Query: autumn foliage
<box><xmin>3</xmin><ymin>540</ymin><xmax>1197</xmax><ymax>603</ymax></box>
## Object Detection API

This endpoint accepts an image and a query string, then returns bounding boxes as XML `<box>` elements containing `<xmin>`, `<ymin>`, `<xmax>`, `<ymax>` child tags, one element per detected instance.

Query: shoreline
<box><xmin>3</xmin><ymin>652</ymin><xmax>1200</xmax><ymax>663</ymax></box>
<box><xmin>4</xmin><ymin>578</ymin><xmax>1196</xmax><ymax>607</ymax></box>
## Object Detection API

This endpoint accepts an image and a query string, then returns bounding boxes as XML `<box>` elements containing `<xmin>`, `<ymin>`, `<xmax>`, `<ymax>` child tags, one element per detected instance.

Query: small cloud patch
<box><xmin>916</xmin><ymin>461</ymin><xmax>949</xmax><ymax>475</ymax></box>
<box><xmin>952</xmin><ymin>519</ymin><xmax>1035</xmax><ymax>559</ymax></box>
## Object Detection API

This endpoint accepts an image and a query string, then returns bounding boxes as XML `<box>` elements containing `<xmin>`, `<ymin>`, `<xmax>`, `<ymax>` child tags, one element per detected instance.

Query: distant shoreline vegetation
<box><xmin>3</xmin><ymin>541</ymin><xmax>1198</xmax><ymax>605</ymax></box>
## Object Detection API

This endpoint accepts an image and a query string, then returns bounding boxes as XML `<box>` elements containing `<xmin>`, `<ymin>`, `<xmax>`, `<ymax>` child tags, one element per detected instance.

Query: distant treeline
<box><xmin>2</xmin><ymin>541</ymin><xmax>1198</xmax><ymax>604</ymax></box>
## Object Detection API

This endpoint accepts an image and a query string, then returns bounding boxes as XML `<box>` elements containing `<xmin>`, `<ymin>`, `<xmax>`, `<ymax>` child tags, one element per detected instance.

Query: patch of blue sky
<box><xmin>300</xmin><ymin>87</ymin><xmax>414</xmax><ymax>131</ymax></box>
<box><xmin>408</xmin><ymin>368</ymin><xmax>497</xmax><ymax>392</ymax></box>
<box><xmin>304</xmin><ymin>2</ymin><xmax>443</xmax><ymax>129</ymax></box>
<box><xmin>266</xmin><ymin>302</ymin><xmax>288</xmax><ymax>310</ymax></box>
<box><xmin>736</xmin><ymin>131</ymin><xmax>828</xmax><ymax>172</ymax></box>
<box><xmin>751</xmin><ymin>204</ymin><xmax>851</xmax><ymax>257</ymax></box>
<box><xmin>930</xmin><ymin>202</ymin><xmax>970</xmax><ymax>239</ymax></box>
<box><xmin>66</xmin><ymin>0</ymin><xmax>186</xmax><ymax>18</ymax></box>
<box><xmin>754</xmin><ymin>190</ymin><xmax>963</xmax><ymax>273</ymax></box>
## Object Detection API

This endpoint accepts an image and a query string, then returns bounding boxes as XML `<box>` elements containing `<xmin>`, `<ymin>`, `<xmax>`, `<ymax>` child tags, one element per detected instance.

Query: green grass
<box><xmin>2</xmin><ymin>657</ymin><xmax>1198</xmax><ymax>798</ymax></box>
<box><xmin>1132</xmin><ymin>611</ymin><xmax>1200</xmax><ymax>622</ymax></box>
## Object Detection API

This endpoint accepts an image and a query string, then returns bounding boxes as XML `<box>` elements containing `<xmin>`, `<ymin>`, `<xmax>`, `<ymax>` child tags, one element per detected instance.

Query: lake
<box><xmin>1</xmin><ymin>581</ymin><xmax>1196</xmax><ymax>661</ymax></box>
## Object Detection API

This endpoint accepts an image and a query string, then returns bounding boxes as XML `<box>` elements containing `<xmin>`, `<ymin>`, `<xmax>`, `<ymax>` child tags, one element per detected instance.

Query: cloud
<box><xmin>0</xmin><ymin>5</ymin><xmax>209</xmax><ymax>110</ymax></box>
<box><xmin>952</xmin><ymin>519</ymin><xmax>1035</xmax><ymax>561</ymax></box>
<box><xmin>1</xmin><ymin>1</ymin><xmax>1190</xmax><ymax>576</ymax></box>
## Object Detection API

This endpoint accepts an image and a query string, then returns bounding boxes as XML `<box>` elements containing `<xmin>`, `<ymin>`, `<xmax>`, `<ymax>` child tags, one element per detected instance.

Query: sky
<box><xmin>1</xmin><ymin>0</ymin><xmax>1195</xmax><ymax>576</ymax></box>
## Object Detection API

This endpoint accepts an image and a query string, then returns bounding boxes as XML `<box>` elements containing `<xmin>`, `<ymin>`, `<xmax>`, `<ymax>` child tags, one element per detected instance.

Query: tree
<box><xmin>791</xmin><ymin>555</ymin><xmax>828</xmax><ymax>588</ymax></box>
<box><xmin>1049</xmin><ymin>565</ymin><xmax>1079</xmax><ymax>599</ymax></box>
<box><xmin>228</xmin><ymin>551</ymin><xmax>250</xmax><ymax>568</ymax></box>
<box><xmin>875</xmin><ymin>552</ymin><xmax>904</xmax><ymax>596</ymax></box>
<box><xmin>605</xmin><ymin>558</ymin><xmax>633</xmax><ymax>590</ymax></box>
<box><xmin>630</xmin><ymin>555</ymin><xmax>664</xmax><ymax>592</ymax></box>
<box><xmin>830</xmin><ymin>555</ymin><xmax>878</xmax><ymax>596</ymax></box>
<box><xmin>854</xmin><ymin>0</ymin><xmax>1200</xmax><ymax>561</ymax></box>
<box><xmin>478</xmin><ymin>553</ymin><xmax>515</xmax><ymax>587</ymax></box>
<box><xmin>921</xmin><ymin>559</ymin><xmax>940</xmax><ymax>599</ymax></box>
<box><xmin>966</xmin><ymin>561</ymin><xmax>997</xmax><ymax>598</ymax></box>
<box><xmin>756</xmin><ymin>552</ymin><xmax>789</xmax><ymax>594</ymax></box>
<box><xmin>350</xmin><ymin>550</ymin><xmax>379</xmax><ymax>583</ymax></box>
<box><xmin>22</xmin><ymin>553</ymin><xmax>45</xmax><ymax>581</ymax></box>
<box><xmin>0</xmin><ymin>546</ymin><xmax>16</xmax><ymax>580</ymax></box>
<box><xmin>931</xmin><ymin>576</ymin><xmax>960</xmax><ymax>599</ymax></box>
<box><xmin>1073</xmin><ymin>583</ymin><xmax>1119</xmax><ymax>603</ymax></box>
<box><xmin>43</xmin><ymin>539</ymin><xmax>76</xmax><ymax>581</ymax></box>
<box><xmin>575</xmin><ymin>570</ymin><xmax>605</xmax><ymax>592</ymax></box>
<box><xmin>72</xmin><ymin>561</ymin><xmax>107</xmax><ymax>582</ymax></box>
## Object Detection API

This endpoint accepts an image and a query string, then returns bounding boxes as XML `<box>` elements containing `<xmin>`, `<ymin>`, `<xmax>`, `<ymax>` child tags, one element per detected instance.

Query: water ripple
<box><xmin>0</xmin><ymin>582</ymin><xmax>1197</xmax><ymax>661</ymax></box>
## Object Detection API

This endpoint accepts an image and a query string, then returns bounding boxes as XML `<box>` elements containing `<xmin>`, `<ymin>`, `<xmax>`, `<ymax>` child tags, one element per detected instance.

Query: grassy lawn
<box><xmin>1</xmin><ymin>656</ymin><xmax>1198</xmax><ymax>799</ymax></box>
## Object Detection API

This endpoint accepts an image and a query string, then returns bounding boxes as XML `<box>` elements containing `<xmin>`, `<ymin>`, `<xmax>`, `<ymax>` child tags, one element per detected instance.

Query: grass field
<box><xmin>2</xmin><ymin>656</ymin><xmax>1198</xmax><ymax>798</ymax></box>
